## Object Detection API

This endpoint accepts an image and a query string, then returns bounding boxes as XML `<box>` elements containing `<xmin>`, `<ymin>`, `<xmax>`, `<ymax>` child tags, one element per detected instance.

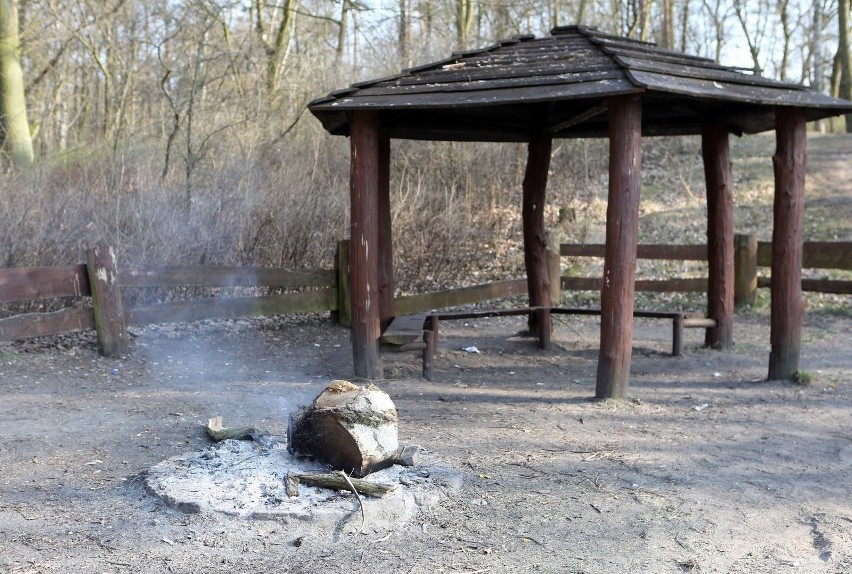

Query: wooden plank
<box><xmin>118</xmin><ymin>265</ymin><xmax>336</xmax><ymax>288</ymax></box>
<box><xmin>560</xmin><ymin>243</ymin><xmax>708</xmax><ymax>260</ymax></box>
<box><xmin>597</xmin><ymin>95</ymin><xmax>642</xmax><ymax>400</ymax></box>
<box><xmin>394</xmin><ymin>279</ymin><xmax>528</xmax><ymax>316</ymax></box>
<box><xmin>628</xmin><ymin>70</ymin><xmax>851</xmax><ymax>109</ymax></box>
<box><xmin>359</xmin><ymin>69</ymin><xmax>623</xmax><ymax>95</ymax></box>
<box><xmin>87</xmin><ymin>243</ymin><xmax>129</xmax><ymax>357</ymax></box>
<box><xmin>757</xmin><ymin>276</ymin><xmax>852</xmax><ymax>294</ymax></box>
<box><xmin>125</xmin><ymin>289</ymin><xmax>336</xmax><ymax>326</ymax></box>
<box><xmin>313</xmin><ymin>79</ymin><xmax>643</xmax><ymax>110</ymax></box>
<box><xmin>0</xmin><ymin>307</ymin><xmax>94</xmax><ymax>340</ymax></box>
<box><xmin>800</xmin><ymin>242</ymin><xmax>852</xmax><ymax>270</ymax></box>
<box><xmin>381</xmin><ymin>313</ymin><xmax>428</xmax><ymax>345</ymax></box>
<box><xmin>614</xmin><ymin>54</ymin><xmax>799</xmax><ymax>90</ymax></box>
<box><xmin>0</xmin><ymin>264</ymin><xmax>90</xmax><ymax>303</ymax></box>
<box><xmin>561</xmin><ymin>276</ymin><xmax>707</xmax><ymax>292</ymax></box>
<box><xmin>768</xmin><ymin>107</ymin><xmax>806</xmax><ymax>381</ymax></box>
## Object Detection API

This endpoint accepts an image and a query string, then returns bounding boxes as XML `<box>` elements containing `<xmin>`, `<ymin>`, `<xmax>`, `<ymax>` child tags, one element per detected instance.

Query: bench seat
<box><xmin>380</xmin><ymin>307</ymin><xmax>716</xmax><ymax>381</ymax></box>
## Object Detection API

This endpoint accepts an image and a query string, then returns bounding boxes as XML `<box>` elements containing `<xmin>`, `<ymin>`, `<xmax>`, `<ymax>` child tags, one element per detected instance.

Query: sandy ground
<box><xmin>1</xmin><ymin>306</ymin><xmax>850</xmax><ymax>574</ymax></box>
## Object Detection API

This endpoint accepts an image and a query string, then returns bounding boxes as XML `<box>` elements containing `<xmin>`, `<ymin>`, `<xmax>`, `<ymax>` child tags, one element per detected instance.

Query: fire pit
<box><xmin>144</xmin><ymin>381</ymin><xmax>462</xmax><ymax>532</ymax></box>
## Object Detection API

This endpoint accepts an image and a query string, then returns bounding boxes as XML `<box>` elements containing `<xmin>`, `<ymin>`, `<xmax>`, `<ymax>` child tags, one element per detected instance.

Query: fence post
<box><xmin>547</xmin><ymin>236</ymin><xmax>562</xmax><ymax>306</ymax></box>
<box><xmin>734</xmin><ymin>233</ymin><xmax>758</xmax><ymax>306</ymax></box>
<box><xmin>86</xmin><ymin>242</ymin><xmax>129</xmax><ymax>357</ymax></box>
<box><xmin>335</xmin><ymin>239</ymin><xmax>352</xmax><ymax>328</ymax></box>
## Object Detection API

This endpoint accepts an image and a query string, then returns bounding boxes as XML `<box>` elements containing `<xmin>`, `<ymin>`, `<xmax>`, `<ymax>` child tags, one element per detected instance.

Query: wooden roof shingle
<box><xmin>309</xmin><ymin>25</ymin><xmax>852</xmax><ymax>141</ymax></box>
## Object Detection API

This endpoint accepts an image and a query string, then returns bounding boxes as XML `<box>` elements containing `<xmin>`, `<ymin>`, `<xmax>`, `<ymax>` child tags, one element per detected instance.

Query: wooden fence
<box><xmin>560</xmin><ymin>234</ymin><xmax>852</xmax><ymax>303</ymax></box>
<box><xmin>1</xmin><ymin>236</ymin><xmax>849</xmax><ymax>356</ymax></box>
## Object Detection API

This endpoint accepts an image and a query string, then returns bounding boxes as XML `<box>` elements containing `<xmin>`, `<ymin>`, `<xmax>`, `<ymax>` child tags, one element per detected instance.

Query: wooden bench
<box><xmin>381</xmin><ymin>307</ymin><xmax>716</xmax><ymax>381</ymax></box>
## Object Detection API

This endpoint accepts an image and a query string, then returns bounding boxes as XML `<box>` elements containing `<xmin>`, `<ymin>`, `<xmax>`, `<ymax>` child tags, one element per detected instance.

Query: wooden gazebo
<box><xmin>308</xmin><ymin>25</ymin><xmax>852</xmax><ymax>398</ymax></box>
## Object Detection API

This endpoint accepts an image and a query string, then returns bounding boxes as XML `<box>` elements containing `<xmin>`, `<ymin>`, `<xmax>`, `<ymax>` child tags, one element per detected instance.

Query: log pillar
<box><xmin>522</xmin><ymin>133</ymin><xmax>553</xmax><ymax>348</ymax></box>
<box><xmin>768</xmin><ymin>107</ymin><xmax>807</xmax><ymax>381</ymax></box>
<box><xmin>596</xmin><ymin>95</ymin><xmax>642</xmax><ymax>400</ymax></box>
<box><xmin>702</xmin><ymin>125</ymin><xmax>735</xmax><ymax>350</ymax></box>
<box><xmin>377</xmin><ymin>132</ymin><xmax>395</xmax><ymax>332</ymax></box>
<box><xmin>349</xmin><ymin>110</ymin><xmax>383</xmax><ymax>378</ymax></box>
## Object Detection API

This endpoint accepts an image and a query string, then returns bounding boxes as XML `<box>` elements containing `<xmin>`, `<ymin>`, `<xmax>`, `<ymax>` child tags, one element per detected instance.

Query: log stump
<box><xmin>288</xmin><ymin>380</ymin><xmax>400</xmax><ymax>477</ymax></box>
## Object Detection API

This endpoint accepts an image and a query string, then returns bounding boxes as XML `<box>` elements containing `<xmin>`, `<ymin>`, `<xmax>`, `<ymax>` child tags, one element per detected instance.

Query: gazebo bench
<box><xmin>381</xmin><ymin>307</ymin><xmax>716</xmax><ymax>381</ymax></box>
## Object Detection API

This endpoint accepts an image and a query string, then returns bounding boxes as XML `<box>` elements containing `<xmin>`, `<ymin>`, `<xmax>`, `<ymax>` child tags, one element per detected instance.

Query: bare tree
<box><xmin>0</xmin><ymin>0</ymin><xmax>35</xmax><ymax>167</ymax></box>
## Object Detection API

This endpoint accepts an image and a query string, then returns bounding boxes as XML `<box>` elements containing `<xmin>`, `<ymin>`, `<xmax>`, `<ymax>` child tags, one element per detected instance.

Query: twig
<box><xmin>517</xmin><ymin>534</ymin><xmax>545</xmax><ymax>546</ymax></box>
<box><xmin>371</xmin><ymin>532</ymin><xmax>393</xmax><ymax>543</ymax></box>
<box><xmin>338</xmin><ymin>470</ymin><xmax>366</xmax><ymax>535</ymax></box>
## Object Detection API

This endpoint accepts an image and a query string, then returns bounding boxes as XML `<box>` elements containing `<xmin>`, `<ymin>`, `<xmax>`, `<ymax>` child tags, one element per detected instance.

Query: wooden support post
<box><xmin>86</xmin><ymin>242</ymin><xmax>129</xmax><ymax>357</ymax></box>
<box><xmin>734</xmin><ymin>233</ymin><xmax>758</xmax><ymax>306</ymax></box>
<box><xmin>334</xmin><ymin>239</ymin><xmax>352</xmax><ymax>327</ymax></box>
<box><xmin>547</xmin><ymin>236</ymin><xmax>562</xmax><ymax>306</ymax></box>
<box><xmin>377</xmin><ymin>133</ymin><xmax>395</xmax><ymax>333</ymax></box>
<box><xmin>422</xmin><ymin>315</ymin><xmax>438</xmax><ymax>381</ymax></box>
<box><xmin>672</xmin><ymin>314</ymin><xmax>684</xmax><ymax>357</ymax></box>
<box><xmin>768</xmin><ymin>107</ymin><xmax>807</xmax><ymax>381</ymax></box>
<box><xmin>596</xmin><ymin>95</ymin><xmax>642</xmax><ymax>400</ymax></box>
<box><xmin>349</xmin><ymin>110</ymin><xmax>383</xmax><ymax>379</ymax></box>
<box><xmin>522</xmin><ymin>133</ymin><xmax>553</xmax><ymax>348</ymax></box>
<box><xmin>702</xmin><ymin>125</ymin><xmax>735</xmax><ymax>350</ymax></box>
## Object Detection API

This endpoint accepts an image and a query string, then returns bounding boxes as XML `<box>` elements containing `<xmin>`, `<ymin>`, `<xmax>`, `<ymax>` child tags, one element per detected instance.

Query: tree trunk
<box><xmin>0</xmin><ymin>0</ymin><xmax>34</xmax><ymax>167</ymax></box>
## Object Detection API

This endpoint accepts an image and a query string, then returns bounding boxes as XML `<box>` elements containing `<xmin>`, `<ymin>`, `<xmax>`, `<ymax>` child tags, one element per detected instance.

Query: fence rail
<box><xmin>1</xmin><ymin>236</ymin><xmax>849</xmax><ymax>355</ymax></box>
<box><xmin>560</xmin><ymin>236</ymin><xmax>852</xmax><ymax>298</ymax></box>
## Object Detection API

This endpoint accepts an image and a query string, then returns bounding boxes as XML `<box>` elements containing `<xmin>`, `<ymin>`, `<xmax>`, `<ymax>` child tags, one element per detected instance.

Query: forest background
<box><xmin>2</xmin><ymin>0</ymin><xmax>851</xmax><ymax>302</ymax></box>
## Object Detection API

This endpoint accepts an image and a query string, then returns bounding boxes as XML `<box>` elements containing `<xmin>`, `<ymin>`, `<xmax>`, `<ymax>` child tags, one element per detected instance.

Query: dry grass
<box><xmin>1</xmin><ymin>129</ymin><xmax>849</xmax><ymax>314</ymax></box>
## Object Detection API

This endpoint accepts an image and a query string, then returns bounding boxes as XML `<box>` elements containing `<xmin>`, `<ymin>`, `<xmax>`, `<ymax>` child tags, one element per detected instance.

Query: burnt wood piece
<box><xmin>349</xmin><ymin>110</ymin><xmax>383</xmax><ymax>379</ymax></box>
<box><xmin>86</xmin><ymin>243</ymin><xmax>129</xmax><ymax>357</ymax></box>
<box><xmin>768</xmin><ymin>108</ymin><xmax>807</xmax><ymax>381</ymax></box>
<box><xmin>522</xmin><ymin>133</ymin><xmax>553</xmax><ymax>347</ymax></box>
<box><xmin>286</xmin><ymin>472</ymin><xmax>396</xmax><ymax>498</ymax></box>
<box><xmin>702</xmin><ymin>125</ymin><xmax>735</xmax><ymax>350</ymax></box>
<box><xmin>597</xmin><ymin>95</ymin><xmax>642</xmax><ymax>400</ymax></box>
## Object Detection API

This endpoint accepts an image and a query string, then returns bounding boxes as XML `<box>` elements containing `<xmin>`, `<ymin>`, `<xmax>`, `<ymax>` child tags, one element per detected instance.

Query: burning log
<box><xmin>288</xmin><ymin>380</ymin><xmax>405</xmax><ymax>477</ymax></box>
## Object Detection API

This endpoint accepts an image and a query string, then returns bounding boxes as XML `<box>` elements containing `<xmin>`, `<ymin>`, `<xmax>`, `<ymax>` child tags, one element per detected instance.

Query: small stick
<box><xmin>287</xmin><ymin>472</ymin><xmax>395</xmax><ymax>497</ymax></box>
<box><xmin>338</xmin><ymin>470</ymin><xmax>366</xmax><ymax>535</ymax></box>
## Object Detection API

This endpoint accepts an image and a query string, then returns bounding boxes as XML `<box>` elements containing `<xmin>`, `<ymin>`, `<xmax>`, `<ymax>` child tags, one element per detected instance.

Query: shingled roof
<box><xmin>309</xmin><ymin>25</ymin><xmax>852</xmax><ymax>141</ymax></box>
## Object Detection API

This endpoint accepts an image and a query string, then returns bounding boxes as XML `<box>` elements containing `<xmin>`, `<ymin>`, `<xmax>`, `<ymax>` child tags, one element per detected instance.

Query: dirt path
<box><xmin>1</xmin><ymin>308</ymin><xmax>850</xmax><ymax>574</ymax></box>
